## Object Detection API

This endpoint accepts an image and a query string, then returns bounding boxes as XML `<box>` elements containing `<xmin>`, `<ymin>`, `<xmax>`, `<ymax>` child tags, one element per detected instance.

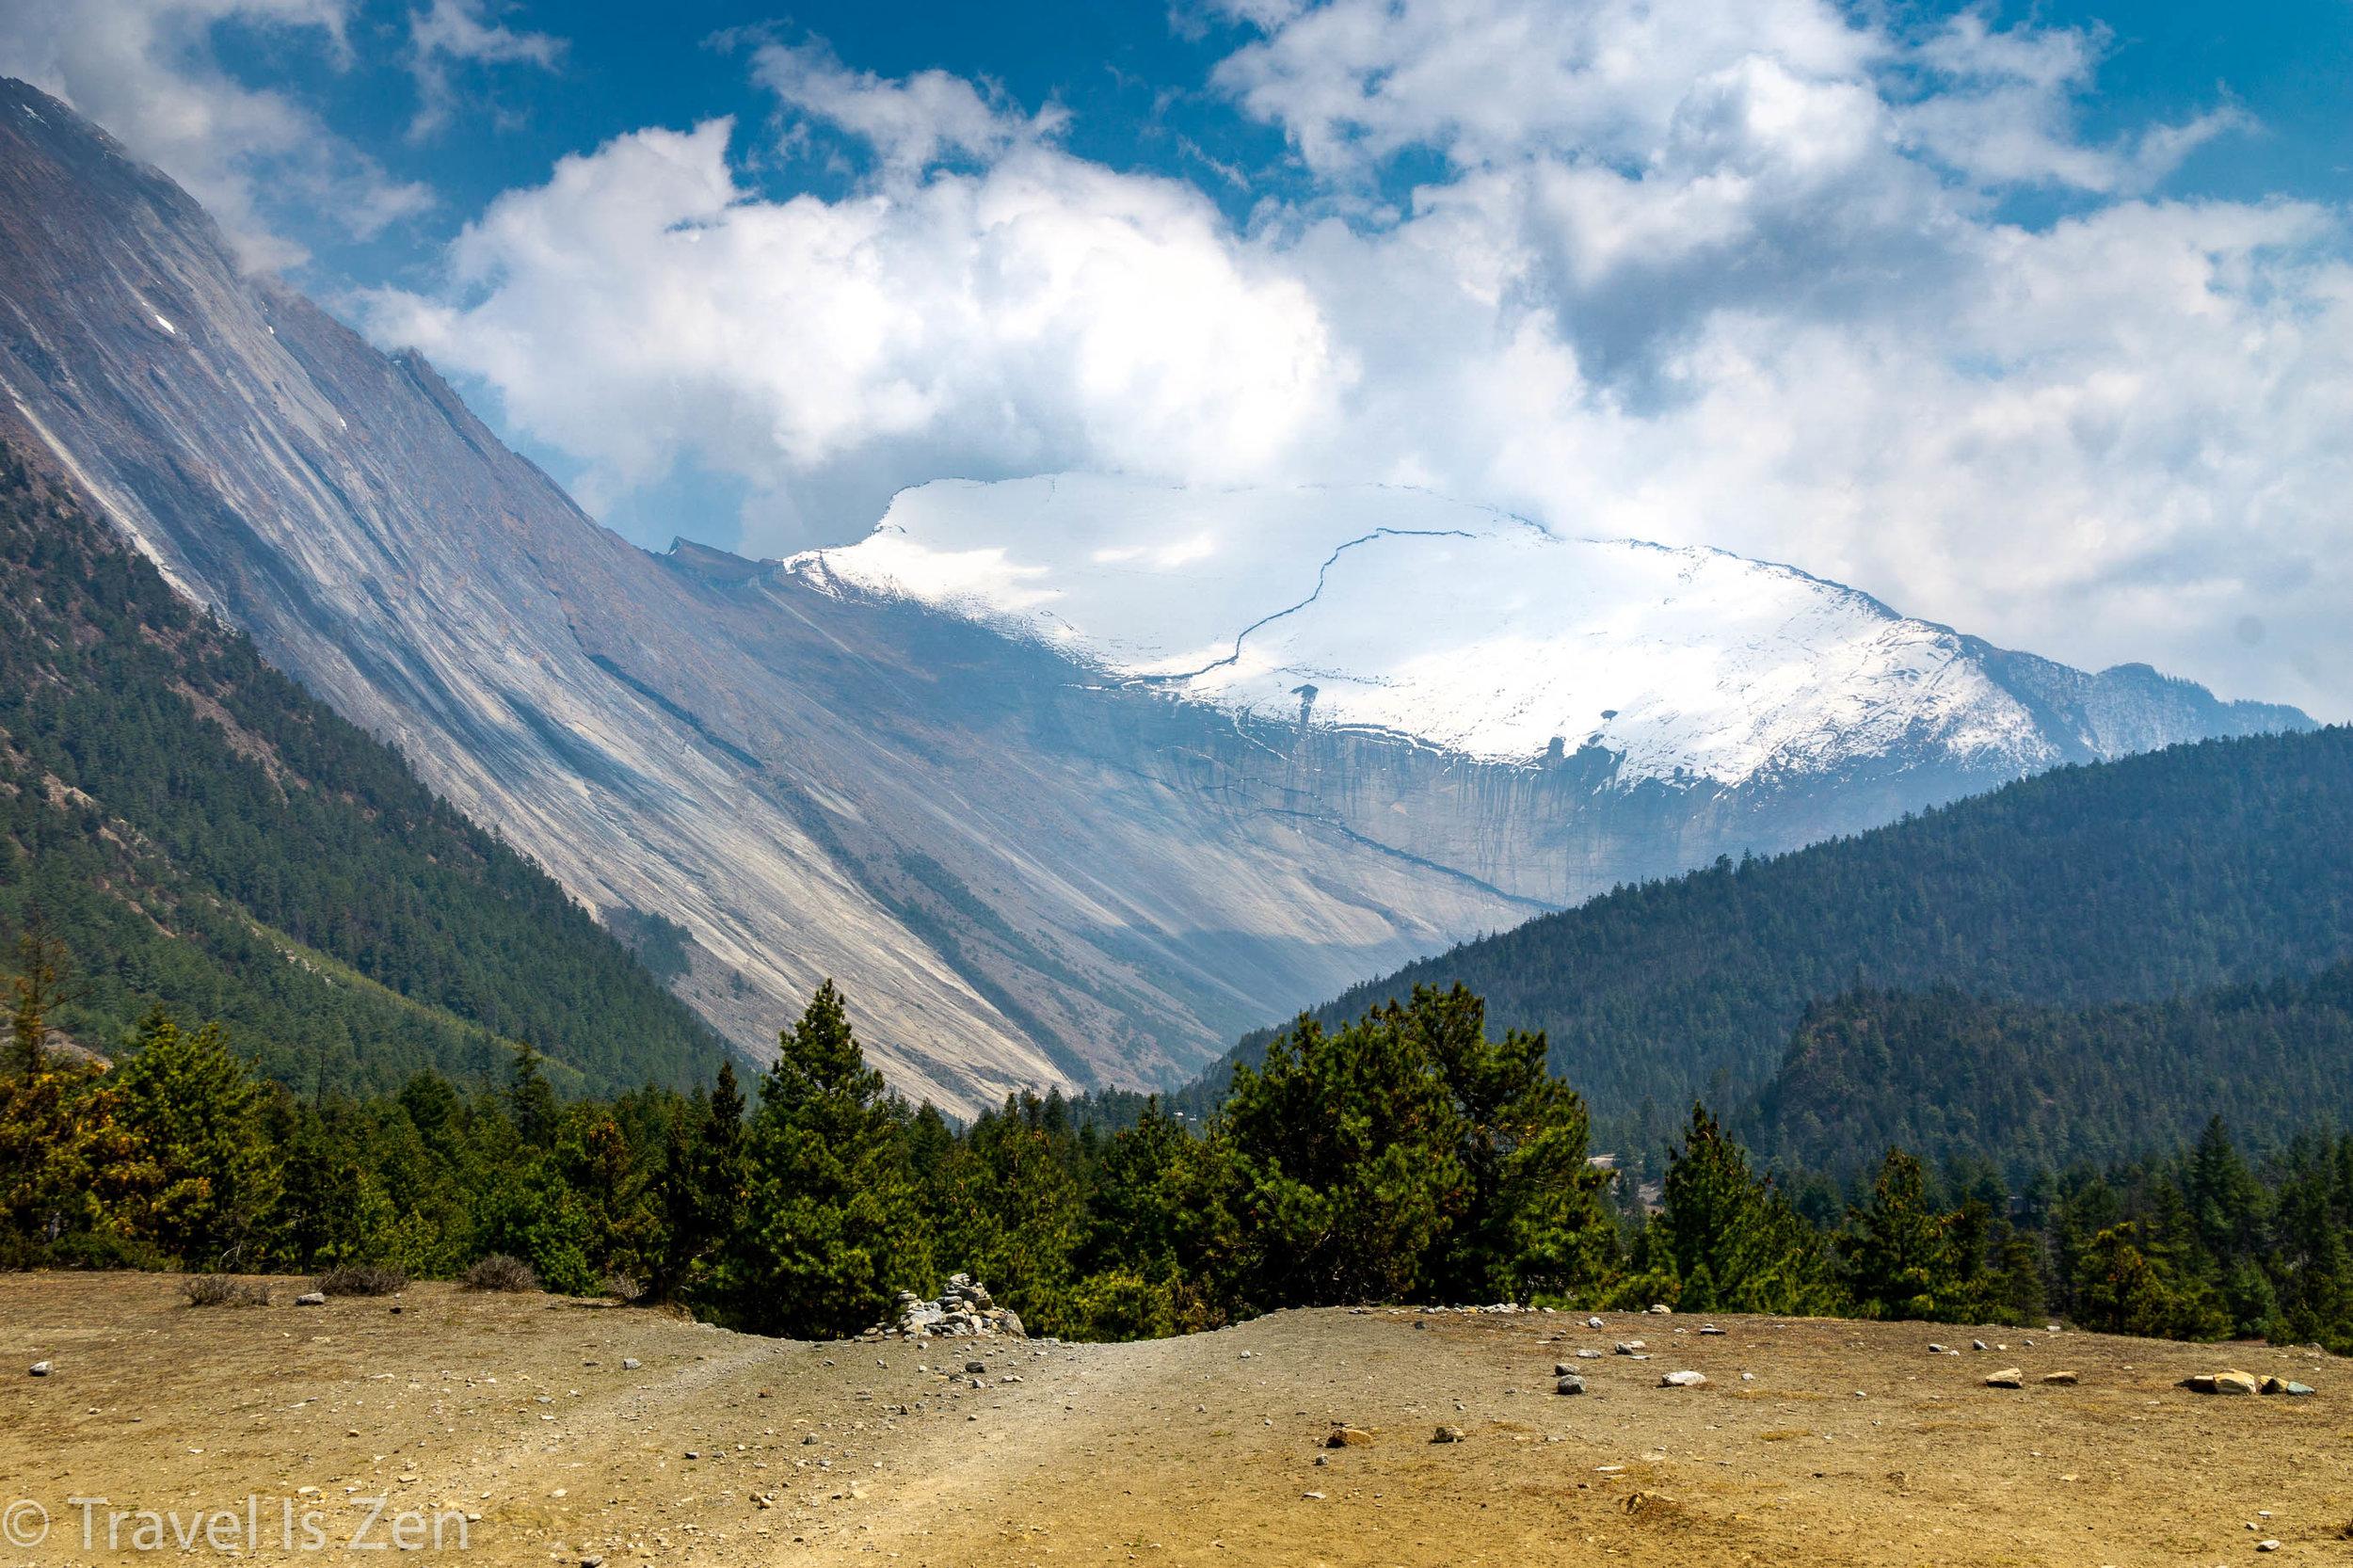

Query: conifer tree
<box><xmin>112</xmin><ymin>1009</ymin><xmax>280</xmax><ymax>1269</ymax></box>
<box><xmin>728</xmin><ymin>982</ymin><xmax>928</xmax><ymax>1337</ymax></box>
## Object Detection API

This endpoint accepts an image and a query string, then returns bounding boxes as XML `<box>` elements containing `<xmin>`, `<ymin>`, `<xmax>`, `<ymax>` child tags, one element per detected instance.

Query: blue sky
<box><xmin>195</xmin><ymin>0</ymin><xmax>2353</xmax><ymax>284</ymax></box>
<box><xmin>5</xmin><ymin>0</ymin><xmax>2353</xmax><ymax>719</ymax></box>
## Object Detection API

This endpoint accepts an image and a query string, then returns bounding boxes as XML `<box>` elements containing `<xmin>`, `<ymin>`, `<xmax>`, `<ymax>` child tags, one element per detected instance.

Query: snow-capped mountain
<box><xmin>0</xmin><ymin>79</ymin><xmax>2311</xmax><ymax>1110</ymax></box>
<box><xmin>792</xmin><ymin>474</ymin><xmax>2305</xmax><ymax>789</ymax></box>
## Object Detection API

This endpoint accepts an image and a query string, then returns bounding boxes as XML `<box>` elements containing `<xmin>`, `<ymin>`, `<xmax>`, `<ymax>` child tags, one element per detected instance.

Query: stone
<box><xmin>2182</xmin><ymin>1374</ymin><xmax>2217</xmax><ymax>1394</ymax></box>
<box><xmin>1984</xmin><ymin>1368</ymin><xmax>2024</xmax><ymax>1388</ymax></box>
<box><xmin>1326</xmin><ymin>1426</ymin><xmax>1372</xmax><ymax>1448</ymax></box>
<box><xmin>802</xmin><ymin>1434</ymin><xmax>818</xmax><ymax>1445</ymax></box>
<box><xmin>1240</xmin><ymin>1351</ymin><xmax>1252</xmax><ymax>1359</ymax></box>
<box><xmin>1586</xmin><ymin>1317</ymin><xmax>1605</xmax><ymax>1329</ymax></box>
<box><xmin>1659</xmin><ymin>1370</ymin><xmax>1707</xmax><ymax>1388</ymax></box>
<box><xmin>1927</xmin><ymin>1344</ymin><xmax>1949</xmax><ymax>1354</ymax></box>
<box><xmin>1700</xmin><ymin>1325</ymin><xmax>1726</xmax><ymax>1336</ymax></box>
<box><xmin>622</xmin><ymin>1358</ymin><xmax>641</xmax><ymax>1371</ymax></box>
<box><xmin>1577</xmin><ymin>1349</ymin><xmax>1602</xmax><ymax>1360</ymax></box>
<box><xmin>27</xmin><ymin>1361</ymin><xmax>51</xmax><ymax>1377</ymax></box>
<box><xmin>997</xmin><ymin>1309</ymin><xmax>1026</xmax><ymax>1339</ymax></box>
<box><xmin>2041</xmin><ymin>1371</ymin><xmax>2078</xmax><ymax>1385</ymax></box>
<box><xmin>1648</xmin><ymin>1304</ymin><xmax>1673</xmax><ymax>1315</ymax></box>
<box><xmin>2214</xmin><ymin>1371</ymin><xmax>2260</xmax><ymax>1396</ymax></box>
<box><xmin>1432</xmin><ymin>1425</ymin><xmax>1465</xmax><ymax>1443</ymax></box>
<box><xmin>1971</xmin><ymin>1339</ymin><xmax>1988</xmax><ymax>1351</ymax></box>
<box><xmin>296</xmin><ymin>1292</ymin><xmax>327</xmax><ymax>1305</ymax></box>
<box><xmin>1614</xmin><ymin>1340</ymin><xmax>1647</xmax><ymax>1355</ymax></box>
<box><xmin>1556</xmin><ymin>1376</ymin><xmax>1586</xmax><ymax>1396</ymax></box>
<box><xmin>1555</xmin><ymin>1362</ymin><xmax>1578</xmax><ymax>1376</ymax></box>
<box><xmin>965</xmin><ymin>1360</ymin><xmax>986</xmax><ymax>1374</ymax></box>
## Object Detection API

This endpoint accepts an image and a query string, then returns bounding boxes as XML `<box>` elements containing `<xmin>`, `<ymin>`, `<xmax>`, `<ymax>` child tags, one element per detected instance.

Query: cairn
<box><xmin>858</xmin><ymin>1272</ymin><xmax>1027</xmax><ymax>1342</ymax></box>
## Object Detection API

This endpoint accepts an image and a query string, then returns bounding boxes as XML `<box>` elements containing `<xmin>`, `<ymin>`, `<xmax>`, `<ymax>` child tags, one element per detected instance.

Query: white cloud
<box><xmin>356</xmin><ymin>0</ymin><xmax>2353</xmax><ymax>720</ymax></box>
<box><xmin>360</xmin><ymin>112</ymin><xmax>1340</xmax><ymax>537</ymax></box>
<box><xmin>0</xmin><ymin>0</ymin><xmax>432</xmax><ymax>267</ymax></box>
<box><xmin>407</xmin><ymin>0</ymin><xmax>565</xmax><ymax>142</ymax></box>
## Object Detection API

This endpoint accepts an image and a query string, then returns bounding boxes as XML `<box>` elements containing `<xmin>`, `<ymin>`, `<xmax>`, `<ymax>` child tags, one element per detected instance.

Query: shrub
<box><xmin>184</xmin><ymin>1274</ymin><xmax>272</xmax><ymax>1307</ymax></box>
<box><xmin>604</xmin><ymin>1272</ymin><xmax>644</xmax><ymax>1303</ymax></box>
<box><xmin>462</xmin><ymin>1254</ymin><xmax>538</xmax><ymax>1293</ymax></box>
<box><xmin>42</xmin><ymin>1232</ymin><xmax>170</xmax><ymax>1272</ymax></box>
<box><xmin>314</xmin><ymin>1264</ymin><xmax>408</xmax><ymax>1297</ymax></box>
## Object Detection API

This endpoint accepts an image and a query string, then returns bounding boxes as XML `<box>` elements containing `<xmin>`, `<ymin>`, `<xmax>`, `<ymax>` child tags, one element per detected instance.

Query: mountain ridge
<box><xmin>0</xmin><ymin>75</ymin><xmax>2314</xmax><ymax>1110</ymax></box>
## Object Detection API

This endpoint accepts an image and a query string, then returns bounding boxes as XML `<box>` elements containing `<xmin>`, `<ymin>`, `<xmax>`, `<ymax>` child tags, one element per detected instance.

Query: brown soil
<box><xmin>0</xmin><ymin>1273</ymin><xmax>2345</xmax><ymax>1566</ymax></box>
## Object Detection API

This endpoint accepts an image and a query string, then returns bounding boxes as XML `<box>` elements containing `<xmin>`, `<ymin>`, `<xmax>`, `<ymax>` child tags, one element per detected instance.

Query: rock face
<box><xmin>0</xmin><ymin>79</ymin><xmax>2312</xmax><ymax>1110</ymax></box>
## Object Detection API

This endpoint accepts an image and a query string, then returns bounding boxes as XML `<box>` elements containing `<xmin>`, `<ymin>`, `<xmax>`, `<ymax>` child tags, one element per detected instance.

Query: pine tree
<box><xmin>112</xmin><ymin>1009</ymin><xmax>280</xmax><ymax>1269</ymax></box>
<box><xmin>651</xmin><ymin>1062</ymin><xmax>746</xmax><ymax>1302</ymax></box>
<box><xmin>1647</xmin><ymin>1104</ymin><xmax>1840</xmax><ymax>1314</ymax></box>
<box><xmin>728</xmin><ymin>983</ymin><xmax>929</xmax><ymax>1337</ymax></box>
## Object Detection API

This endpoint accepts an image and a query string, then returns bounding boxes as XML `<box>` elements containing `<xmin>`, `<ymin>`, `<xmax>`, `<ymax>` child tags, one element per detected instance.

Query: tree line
<box><xmin>10</xmin><ymin>949</ymin><xmax>2353</xmax><ymax>1352</ymax></box>
<box><xmin>1244</xmin><ymin>723</ymin><xmax>2353</xmax><ymax>1128</ymax></box>
<box><xmin>0</xmin><ymin>447</ymin><xmax>730</xmax><ymax>1098</ymax></box>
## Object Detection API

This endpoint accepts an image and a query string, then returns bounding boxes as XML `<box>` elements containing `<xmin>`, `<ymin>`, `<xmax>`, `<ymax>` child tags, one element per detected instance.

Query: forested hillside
<box><xmin>0</xmin><ymin>447</ymin><xmax>729</xmax><ymax>1095</ymax></box>
<box><xmin>1748</xmin><ymin>966</ymin><xmax>2353</xmax><ymax>1179</ymax></box>
<box><xmin>1229</xmin><ymin>726</ymin><xmax>2353</xmax><ymax>1120</ymax></box>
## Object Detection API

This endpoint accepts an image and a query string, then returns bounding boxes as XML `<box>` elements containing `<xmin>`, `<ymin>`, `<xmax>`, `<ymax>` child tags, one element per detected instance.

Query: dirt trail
<box><xmin>2</xmin><ymin>1274</ymin><xmax>2346</xmax><ymax>1567</ymax></box>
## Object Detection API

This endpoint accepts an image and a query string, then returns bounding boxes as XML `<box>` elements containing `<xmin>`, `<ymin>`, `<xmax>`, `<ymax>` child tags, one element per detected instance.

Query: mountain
<box><xmin>799</xmin><ymin>475</ymin><xmax>2300</xmax><ymax>791</ymax></box>
<box><xmin>0</xmin><ymin>78</ymin><xmax>2311</xmax><ymax>1110</ymax></box>
<box><xmin>1747</xmin><ymin>965</ymin><xmax>2353</xmax><ymax>1180</ymax></box>
<box><xmin>0</xmin><ymin>444</ymin><xmax>728</xmax><ymax>1096</ymax></box>
<box><xmin>1232</xmin><ymin>726</ymin><xmax>2353</xmax><ymax>1123</ymax></box>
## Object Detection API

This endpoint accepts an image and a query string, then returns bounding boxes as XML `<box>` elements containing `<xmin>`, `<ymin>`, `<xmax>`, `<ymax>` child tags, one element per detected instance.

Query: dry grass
<box><xmin>460</xmin><ymin>1253</ymin><xmax>537</xmax><ymax>1293</ymax></box>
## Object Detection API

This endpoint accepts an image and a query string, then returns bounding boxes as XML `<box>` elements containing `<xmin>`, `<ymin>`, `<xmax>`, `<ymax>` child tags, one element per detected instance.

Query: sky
<box><xmin>4</xmin><ymin>0</ymin><xmax>2351</xmax><ymax>719</ymax></box>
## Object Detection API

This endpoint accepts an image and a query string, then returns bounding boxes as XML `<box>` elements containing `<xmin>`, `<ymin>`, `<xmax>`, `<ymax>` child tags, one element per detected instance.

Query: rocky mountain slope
<box><xmin>0</xmin><ymin>79</ymin><xmax>2310</xmax><ymax>1109</ymax></box>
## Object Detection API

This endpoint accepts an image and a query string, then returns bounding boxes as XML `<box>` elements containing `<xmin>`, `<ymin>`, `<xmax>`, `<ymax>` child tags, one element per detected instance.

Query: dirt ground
<box><xmin>0</xmin><ymin>1273</ymin><xmax>2345</xmax><ymax>1568</ymax></box>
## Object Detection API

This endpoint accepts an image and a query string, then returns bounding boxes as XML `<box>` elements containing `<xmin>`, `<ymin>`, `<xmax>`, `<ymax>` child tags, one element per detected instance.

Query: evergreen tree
<box><xmin>728</xmin><ymin>982</ymin><xmax>929</xmax><ymax>1338</ymax></box>
<box><xmin>506</xmin><ymin>1043</ymin><xmax>560</xmax><ymax>1148</ymax></box>
<box><xmin>651</xmin><ymin>1062</ymin><xmax>746</xmax><ymax>1302</ymax></box>
<box><xmin>112</xmin><ymin>1009</ymin><xmax>280</xmax><ymax>1270</ymax></box>
<box><xmin>1641</xmin><ymin>1104</ymin><xmax>1839</xmax><ymax>1314</ymax></box>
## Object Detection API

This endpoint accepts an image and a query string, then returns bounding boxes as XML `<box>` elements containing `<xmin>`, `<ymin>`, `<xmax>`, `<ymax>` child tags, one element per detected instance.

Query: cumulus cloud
<box><xmin>357</xmin><ymin>0</ymin><xmax>2351</xmax><ymax>719</ymax></box>
<box><xmin>360</xmin><ymin>108</ymin><xmax>1340</xmax><ymax>536</ymax></box>
<box><xmin>0</xmin><ymin>0</ymin><xmax>432</xmax><ymax>267</ymax></box>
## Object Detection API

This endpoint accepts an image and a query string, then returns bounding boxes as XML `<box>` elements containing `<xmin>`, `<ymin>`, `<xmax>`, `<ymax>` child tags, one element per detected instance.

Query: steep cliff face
<box><xmin>0</xmin><ymin>80</ymin><xmax>2312</xmax><ymax>1110</ymax></box>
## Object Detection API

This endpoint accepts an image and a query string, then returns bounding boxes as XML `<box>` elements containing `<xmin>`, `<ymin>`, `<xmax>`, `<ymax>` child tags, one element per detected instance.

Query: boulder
<box><xmin>1556</xmin><ymin>1375</ymin><xmax>1586</xmax><ymax>1396</ymax></box>
<box><xmin>1659</xmin><ymin>1370</ymin><xmax>1707</xmax><ymax>1388</ymax></box>
<box><xmin>2215</xmin><ymin>1371</ymin><xmax>2261</xmax><ymax>1396</ymax></box>
<box><xmin>1984</xmin><ymin>1368</ymin><xmax>2024</xmax><ymax>1388</ymax></box>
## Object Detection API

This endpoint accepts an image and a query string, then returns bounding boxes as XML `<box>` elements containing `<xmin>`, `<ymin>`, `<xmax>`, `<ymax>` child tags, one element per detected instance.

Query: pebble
<box><xmin>1659</xmin><ymin>1370</ymin><xmax>1706</xmax><ymax>1388</ymax></box>
<box><xmin>1302</xmin><ymin>1491</ymin><xmax>1325</xmax><ymax>1500</ymax></box>
<box><xmin>27</xmin><ymin>1361</ymin><xmax>51</xmax><ymax>1377</ymax></box>
<box><xmin>1556</xmin><ymin>1375</ymin><xmax>1586</xmax><ymax>1396</ymax></box>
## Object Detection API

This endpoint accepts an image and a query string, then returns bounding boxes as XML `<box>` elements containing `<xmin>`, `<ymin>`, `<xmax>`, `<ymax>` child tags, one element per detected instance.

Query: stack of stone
<box><xmin>859</xmin><ymin>1272</ymin><xmax>1028</xmax><ymax>1341</ymax></box>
